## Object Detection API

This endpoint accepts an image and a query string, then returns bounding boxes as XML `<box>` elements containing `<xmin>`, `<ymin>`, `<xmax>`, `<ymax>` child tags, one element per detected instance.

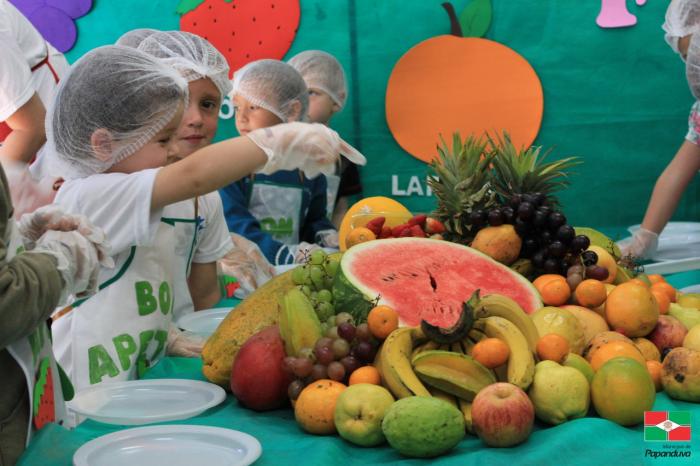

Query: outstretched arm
<box><xmin>0</xmin><ymin>93</ymin><xmax>46</xmax><ymax>164</ymax></box>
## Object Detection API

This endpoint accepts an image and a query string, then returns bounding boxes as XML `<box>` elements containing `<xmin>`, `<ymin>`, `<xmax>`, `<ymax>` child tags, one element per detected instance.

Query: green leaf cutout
<box><xmin>459</xmin><ymin>0</ymin><xmax>492</xmax><ymax>38</ymax></box>
<box><xmin>176</xmin><ymin>0</ymin><xmax>205</xmax><ymax>15</ymax></box>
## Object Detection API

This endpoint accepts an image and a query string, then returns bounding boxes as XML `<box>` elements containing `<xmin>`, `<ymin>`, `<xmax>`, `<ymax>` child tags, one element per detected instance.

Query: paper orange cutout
<box><xmin>385</xmin><ymin>35</ymin><xmax>543</xmax><ymax>164</ymax></box>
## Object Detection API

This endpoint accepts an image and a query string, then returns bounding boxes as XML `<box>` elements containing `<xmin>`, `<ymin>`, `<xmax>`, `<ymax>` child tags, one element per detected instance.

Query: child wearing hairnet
<box><xmin>620</xmin><ymin>0</ymin><xmax>700</xmax><ymax>259</ymax></box>
<box><xmin>288</xmin><ymin>50</ymin><xmax>363</xmax><ymax>228</ymax></box>
<box><xmin>33</xmin><ymin>45</ymin><xmax>364</xmax><ymax>391</ymax></box>
<box><xmin>1</xmin><ymin>163</ymin><xmax>106</xmax><ymax>464</ymax></box>
<box><xmin>219</xmin><ymin>59</ymin><xmax>339</xmax><ymax>266</ymax></box>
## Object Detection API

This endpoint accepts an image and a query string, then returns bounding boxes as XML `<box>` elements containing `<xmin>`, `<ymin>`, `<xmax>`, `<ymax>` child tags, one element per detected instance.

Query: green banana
<box><xmin>412</xmin><ymin>350</ymin><xmax>496</xmax><ymax>401</ymax></box>
<box><xmin>473</xmin><ymin>316</ymin><xmax>535</xmax><ymax>391</ymax></box>
<box><xmin>410</xmin><ymin>340</ymin><xmax>440</xmax><ymax>360</ymax></box>
<box><xmin>473</xmin><ymin>294</ymin><xmax>538</xmax><ymax>353</ymax></box>
<box><xmin>379</xmin><ymin>327</ymin><xmax>431</xmax><ymax>399</ymax></box>
<box><xmin>278</xmin><ymin>288</ymin><xmax>323</xmax><ymax>357</ymax></box>
<box><xmin>427</xmin><ymin>386</ymin><xmax>459</xmax><ymax>411</ymax></box>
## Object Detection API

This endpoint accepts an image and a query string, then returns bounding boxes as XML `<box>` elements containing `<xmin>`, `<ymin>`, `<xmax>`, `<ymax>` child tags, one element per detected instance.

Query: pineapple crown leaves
<box><xmin>176</xmin><ymin>0</ymin><xmax>232</xmax><ymax>15</ymax></box>
<box><xmin>487</xmin><ymin>132</ymin><xmax>581</xmax><ymax>203</ymax></box>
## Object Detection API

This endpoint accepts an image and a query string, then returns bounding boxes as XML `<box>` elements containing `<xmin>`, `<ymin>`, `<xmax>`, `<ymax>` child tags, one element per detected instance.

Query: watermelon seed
<box><xmin>258</xmin><ymin>40</ymin><xmax>263</xmax><ymax>45</ymax></box>
<box><xmin>213</xmin><ymin>18</ymin><xmax>217</xmax><ymax>23</ymax></box>
<box><xmin>252</xmin><ymin>16</ymin><xmax>256</xmax><ymax>22</ymax></box>
<box><xmin>429</xmin><ymin>272</ymin><xmax>437</xmax><ymax>291</ymax></box>
<box><xmin>277</xmin><ymin>25</ymin><xmax>281</xmax><ymax>30</ymax></box>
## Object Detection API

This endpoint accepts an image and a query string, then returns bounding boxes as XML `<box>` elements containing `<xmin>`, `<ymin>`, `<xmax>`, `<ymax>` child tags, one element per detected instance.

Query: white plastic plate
<box><xmin>68</xmin><ymin>379</ymin><xmax>226</xmax><ymax>425</ymax></box>
<box><xmin>73</xmin><ymin>425</ymin><xmax>261</xmax><ymax>466</ymax></box>
<box><xmin>274</xmin><ymin>264</ymin><xmax>297</xmax><ymax>275</ymax></box>
<box><xmin>176</xmin><ymin>308</ymin><xmax>232</xmax><ymax>336</ymax></box>
<box><xmin>681</xmin><ymin>284</ymin><xmax>700</xmax><ymax>293</ymax></box>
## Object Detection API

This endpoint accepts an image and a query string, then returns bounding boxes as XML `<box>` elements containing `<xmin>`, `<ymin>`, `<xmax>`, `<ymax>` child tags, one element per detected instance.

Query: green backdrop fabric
<box><xmin>17</xmin><ymin>357</ymin><xmax>700</xmax><ymax>466</ymax></box>
<box><xmin>64</xmin><ymin>0</ymin><xmax>699</xmax><ymax>234</ymax></box>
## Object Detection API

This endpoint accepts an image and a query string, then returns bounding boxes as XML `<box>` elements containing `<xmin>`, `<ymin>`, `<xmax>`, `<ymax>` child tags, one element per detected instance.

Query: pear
<box><xmin>527</xmin><ymin>361</ymin><xmax>590</xmax><ymax>425</ymax></box>
<box><xmin>668</xmin><ymin>303</ymin><xmax>700</xmax><ymax>331</ymax></box>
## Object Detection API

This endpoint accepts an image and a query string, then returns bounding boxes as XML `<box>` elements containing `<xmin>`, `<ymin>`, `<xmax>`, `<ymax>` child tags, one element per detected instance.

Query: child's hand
<box><xmin>219</xmin><ymin>234</ymin><xmax>275</xmax><ymax>297</ymax></box>
<box><xmin>166</xmin><ymin>325</ymin><xmax>204</xmax><ymax>358</ymax></box>
<box><xmin>247</xmin><ymin>122</ymin><xmax>366</xmax><ymax>178</ymax></box>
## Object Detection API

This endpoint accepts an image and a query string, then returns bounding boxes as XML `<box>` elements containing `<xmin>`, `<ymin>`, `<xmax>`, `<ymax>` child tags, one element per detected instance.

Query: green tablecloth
<box><xmin>18</xmin><ymin>356</ymin><xmax>700</xmax><ymax>466</ymax></box>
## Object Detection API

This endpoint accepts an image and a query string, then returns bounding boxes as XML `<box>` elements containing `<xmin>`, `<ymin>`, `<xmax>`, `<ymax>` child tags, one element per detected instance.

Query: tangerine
<box><xmin>647</xmin><ymin>274</ymin><xmax>666</xmax><ymax>285</ymax></box>
<box><xmin>348</xmin><ymin>365</ymin><xmax>382</xmax><ymax>386</ymax></box>
<box><xmin>471</xmin><ymin>338</ymin><xmax>510</xmax><ymax>368</ymax></box>
<box><xmin>626</xmin><ymin>278</ymin><xmax>649</xmax><ymax>288</ymax></box>
<box><xmin>533</xmin><ymin>274</ymin><xmax>571</xmax><ymax>306</ymax></box>
<box><xmin>574</xmin><ymin>279</ymin><xmax>608</xmax><ymax>309</ymax></box>
<box><xmin>604</xmin><ymin>282</ymin><xmax>659</xmax><ymax>337</ymax></box>
<box><xmin>345</xmin><ymin>227</ymin><xmax>376</xmax><ymax>249</ymax></box>
<box><xmin>650</xmin><ymin>282</ymin><xmax>677</xmax><ymax>304</ymax></box>
<box><xmin>294</xmin><ymin>379</ymin><xmax>347</xmax><ymax>435</ymax></box>
<box><xmin>536</xmin><ymin>333</ymin><xmax>570</xmax><ymax>363</ymax></box>
<box><xmin>583</xmin><ymin>331</ymin><xmax>632</xmax><ymax>362</ymax></box>
<box><xmin>646</xmin><ymin>360</ymin><xmax>663</xmax><ymax>392</ymax></box>
<box><xmin>590</xmin><ymin>340</ymin><xmax>646</xmax><ymax>372</ymax></box>
<box><xmin>650</xmin><ymin>287</ymin><xmax>670</xmax><ymax>315</ymax></box>
<box><xmin>367</xmin><ymin>305</ymin><xmax>399</xmax><ymax>340</ymax></box>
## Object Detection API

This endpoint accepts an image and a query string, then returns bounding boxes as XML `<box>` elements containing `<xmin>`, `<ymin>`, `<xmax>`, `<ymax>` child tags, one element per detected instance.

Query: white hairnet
<box><xmin>43</xmin><ymin>45</ymin><xmax>188</xmax><ymax>179</ymax></box>
<box><xmin>288</xmin><ymin>50</ymin><xmax>347</xmax><ymax>109</ymax></box>
<box><xmin>686</xmin><ymin>34</ymin><xmax>700</xmax><ymax>99</ymax></box>
<box><xmin>137</xmin><ymin>30</ymin><xmax>232</xmax><ymax>100</ymax></box>
<box><xmin>231</xmin><ymin>59</ymin><xmax>308</xmax><ymax>122</ymax></box>
<box><xmin>115</xmin><ymin>28</ymin><xmax>159</xmax><ymax>48</ymax></box>
<box><xmin>663</xmin><ymin>0</ymin><xmax>700</xmax><ymax>54</ymax></box>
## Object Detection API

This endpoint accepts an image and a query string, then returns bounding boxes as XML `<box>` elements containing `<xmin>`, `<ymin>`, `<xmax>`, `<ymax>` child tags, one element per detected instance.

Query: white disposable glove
<box><xmin>315</xmin><ymin>229</ymin><xmax>339</xmax><ymax>249</ymax></box>
<box><xmin>247</xmin><ymin>122</ymin><xmax>366</xmax><ymax>178</ymax></box>
<box><xmin>218</xmin><ymin>233</ymin><xmax>275</xmax><ymax>298</ymax></box>
<box><xmin>618</xmin><ymin>227</ymin><xmax>660</xmax><ymax>260</ymax></box>
<box><xmin>166</xmin><ymin>324</ymin><xmax>204</xmax><ymax>358</ymax></box>
<box><xmin>0</xmin><ymin>159</ymin><xmax>56</xmax><ymax>220</ymax></box>
<box><xmin>19</xmin><ymin>205</ymin><xmax>114</xmax><ymax>268</ymax></box>
<box><xmin>32</xmin><ymin>229</ymin><xmax>102</xmax><ymax>304</ymax></box>
<box><xmin>291</xmin><ymin>241</ymin><xmax>322</xmax><ymax>264</ymax></box>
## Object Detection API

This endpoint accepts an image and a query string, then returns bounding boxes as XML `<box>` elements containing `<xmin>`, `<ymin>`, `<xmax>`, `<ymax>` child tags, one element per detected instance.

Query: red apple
<box><xmin>648</xmin><ymin>315</ymin><xmax>687</xmax><ymax>355</ymax></box>
<box><xmin>472</xmin><ymin>382</ymin><xmax>534</xmax><ymax>447</ymax></box>
<box><xmin>230</xmin><ymin>325</ymin><xmax>292</xmax><ymax>411</ymax></box>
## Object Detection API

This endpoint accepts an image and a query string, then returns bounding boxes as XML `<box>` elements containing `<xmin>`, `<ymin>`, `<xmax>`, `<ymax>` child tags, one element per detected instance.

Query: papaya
<box><xmin>201</xmin><ymin>269</ymin><xmax>296</xmax><ymax>387</ymax></box>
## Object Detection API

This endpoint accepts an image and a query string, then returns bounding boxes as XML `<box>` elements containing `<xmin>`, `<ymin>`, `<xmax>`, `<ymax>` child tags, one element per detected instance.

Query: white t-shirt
<box><xmin>167</xmin><ymin>192</ymin><xmax>232</xmax><ymax>320</ymax></box>
<box><xmin>0</xmin><ymin>0</ymin><xmax>69</xmax><ymax>121</ymax></box>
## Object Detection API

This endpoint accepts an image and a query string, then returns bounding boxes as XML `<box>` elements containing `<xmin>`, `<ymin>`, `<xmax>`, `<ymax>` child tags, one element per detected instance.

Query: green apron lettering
<box><xmin>158</xmin><ymin>282</ymin><xmax>172</xmax><ymax>315</ymax></box>
<box><xmin>28</xmin><ymin>324</ymin><xmax>46</xmax><ymax>363</ymax></box>
<box><xmin>136</xmin><ymin>330</ymin><xmax>155</xmax><ymax>377</ymax></box>
<box><xmin>260</xmin><ymin>217</ymin><xmax>294</xmax><ymax>237</ymax></box>
<box><xmin>88</xmin><ymin>344</ymin><xmax>119</xmax><ymax>385</ymax></box>
<box><xmin>113</xmin><ymin>334</ymin><xmax>137</xmax><ymax>371</ymax></box>
<box><xmin>135</xmin><ymin>281</ymin><xmax>158</xmax><ymax>315</ymax></box>
<box><xmin>152</xmin><ymin>330</ymin><xmax>168</xmax><ymax>360</ymax></box>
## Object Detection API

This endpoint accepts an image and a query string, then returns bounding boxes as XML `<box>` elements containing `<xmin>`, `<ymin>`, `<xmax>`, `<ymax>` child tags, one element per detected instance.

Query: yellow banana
<box><xmin>428</xmin><ymin>386</ymin><xmax>459</xmax><ymax>411</ymax></box>
<box><xmin>410</xmin><ymin>340</ymin><xmax>440</xmax><ymax>360</ymax></box>
<box><xmin>474</xmin><ymin>294</ymin><xmax>539</xmax><ymax>353</ymax></box>
<box><xmin>380</xmin><ymin>327</ymin><xmax>431</xmax><ymax>398</ymax></box>
<box><xmin>460</xmin><ymin>337</ymin><xmax>475</xmax><ymax>355</ymax></box>
<box><xmin>458</xmin><ymin>399</ymin><xmax>474</xmax><ymax>434</ymax></box>
<box><xmin>473</xmin><ymin>316</ymin><xmax>535</xmax><ymax>391</ymax></box>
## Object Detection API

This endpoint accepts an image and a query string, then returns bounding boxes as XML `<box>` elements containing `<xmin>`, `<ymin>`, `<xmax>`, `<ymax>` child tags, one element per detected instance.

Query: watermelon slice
<box><xmin>33</xmin><ymin>358</ymin><xmax>55</xmax><ymax>430</ymax></box>
<box><xmin>333</xmin><ymin>238</ymin><xmax>542</xmax><ymax>327</ymax></box>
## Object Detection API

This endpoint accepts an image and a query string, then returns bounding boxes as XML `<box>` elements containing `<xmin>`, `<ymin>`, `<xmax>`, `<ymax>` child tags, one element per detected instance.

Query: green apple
<box><xmin>333</xmin><ymin>384</ymin><xmax>394</xmax><ymax>447</ymax></box>
<box><xmin>528</xmin><ymin>361</ymin><xmax>590</xmax><ymax>425</ymax></box>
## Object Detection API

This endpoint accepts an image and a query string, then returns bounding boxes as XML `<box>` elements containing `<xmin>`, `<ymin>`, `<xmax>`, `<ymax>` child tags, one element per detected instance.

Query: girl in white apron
<box><xmin>219</xmin><ymin>59</ymin><xmax>339</xmax><ymax>266</ymax></box>
<box><xmin>36</xmin><ymin>46</ymin><xmax>364</xmax><ymax>390</ymax></box>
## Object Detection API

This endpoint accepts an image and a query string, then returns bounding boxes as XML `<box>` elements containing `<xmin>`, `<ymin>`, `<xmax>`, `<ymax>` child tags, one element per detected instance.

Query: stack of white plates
<box><xmin>176</xmin><ymin>308</ymin><xmax>232</xmax><ymax>337</ymax></box>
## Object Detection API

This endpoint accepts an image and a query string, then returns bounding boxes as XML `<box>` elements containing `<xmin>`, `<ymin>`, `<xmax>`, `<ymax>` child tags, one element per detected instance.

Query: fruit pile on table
<box><xmin>201</xmin><ymin>134</ymin><xmax>700</xmax><ymax>458</ymax></box>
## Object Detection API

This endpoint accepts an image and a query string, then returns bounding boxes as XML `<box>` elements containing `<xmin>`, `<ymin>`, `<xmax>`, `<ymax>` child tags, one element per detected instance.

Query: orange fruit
<box><xmin>649</xmin><ymin>287</ymin><xmax>670</xmax><ymax>315</ymax></box>
<box><xmin>472</xmin><ymin>338</ymin><xmax>510</xmax><ymax>368</ymax></box>
<box><xmin>647</xmin><ymin>274</ymin><xmax>666</xmax><ymax>285</ymax></box>
<box><xmin>348</xmin><ymin>366</ymin><xmax>381</xmax><ymax>385</ymax></box>
<box><xmin>604</xmin><ymin>282</ymin><xmax>659</xmax><ymax>337</ymax></box>
<box><xmin>533</xmin><ymin>274</ymin><xmax>571</xmax><ymax>306</ymax></box>
<box><xmin>367</xmin><ymin>305</ymin><xmax>399</xmax><ymax>340</ymax></box>
<box><xmin>583</xmin><ymin>331</ymin><xmax>632</xmax><ymax>362</ymax></box>
<box><xmin>590</xmin><ymin>340</ymin><xmax>646</xmax><ymax>372</ymax></box>
<box><xmin>591</xmin><ymin>357</ymin><xmax>656</xmax><ymax>426</ymax></box>
<box><xmin>294</xmin><ymin>379</ymin><xmax>347</xmax><ymax>435</ymax></box>
<box><xmin>646</xmin><ymin>360</ymin><xmax>663</xmax><ymax>392</ymax></box>
<box><xmin>536</xmin><ymin>333</ymin><xmax>570</xmax><ymax>363</ymax></box>
<box><xmin>574</xmin><ymin>279</ymin><xmax>608</xmax><ymax>308</ymax></box>
<box><xmin>626</xmin><ymin>278</ymin><xmax>649</xmax><ymax>288</ymax></box>
<box><xmin>345</xmin><ymin>227</ymin><xmax>376</xmax><ymax>249</ymax></box>
<box><xmin>650</xmin><ymin>282</ymin><xmax>677</xmax><ymax>304</ymax></box>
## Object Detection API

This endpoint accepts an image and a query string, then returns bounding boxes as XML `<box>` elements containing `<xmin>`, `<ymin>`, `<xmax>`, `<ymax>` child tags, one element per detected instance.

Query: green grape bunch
<box><xmin>290</xmin><ymin>249</ymin><xmax>340</xmax><ymax>322</ymax></box>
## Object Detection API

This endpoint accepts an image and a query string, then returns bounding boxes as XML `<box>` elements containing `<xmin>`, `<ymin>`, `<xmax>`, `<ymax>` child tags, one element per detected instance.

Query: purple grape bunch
<box><xmin>10</xmin><ymin>0</ymin><xmax>93</xmax><ymax>52</ymax></box>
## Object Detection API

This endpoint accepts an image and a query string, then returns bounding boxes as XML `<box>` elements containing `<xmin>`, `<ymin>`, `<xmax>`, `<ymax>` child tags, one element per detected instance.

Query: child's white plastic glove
<box><xmin>218</xmin><ymin>234</ymin><xmax>275</xmax><ymax>298</ymax></box>
<box><xmin>291</xmin><ymin>241</ymin><xmax>322</xmax><ymax>264</ymax></box>
<box><xmin>315</xmin><ymin>229</ymin><xmax>339</xmax><ymax>249</ymax></box>
<box><xmin>32</xmin><ymin>229</ymin><xmax>102</xmax><ymax>304</ymax></box>
<box><xmin>19</xmin><ymin>205</ymin><xmax>114</xmax><ymax>268</ymax></box>
<box><xmin>618</xmin><ymin>227</ymin><xmax>660</xmax><ymax>260</ymax></box>
<box><xmin>166</xmin><ymin>324</ymin><xmax>204</xmax><ymax>358</ymax></box>
<box><xmin>247</xmin><ymin>122</ymin><xmax>366</xmax><ymax>178</ymax></box>
<box><xmin>0</xmin><ymin>159</ymin><xmax>56</xmax><ymax>220</ymax></box>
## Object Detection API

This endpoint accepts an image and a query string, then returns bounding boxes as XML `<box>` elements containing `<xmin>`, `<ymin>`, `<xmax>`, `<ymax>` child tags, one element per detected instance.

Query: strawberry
<box><xmin>407</xmin><ymin>214</ymin><xmax>428</xmax><ymax>227</ymax></box>
<box><xmin>409</xmin><ymin>225</ymin><xmax>426</xmax><ymax>238</ymax></box>
<box><xmin>365</xmin><ymin>216</ymin><xmax>386</xmax><ymax>236</ymax></box>
<box><xmin>177</xmin><ymin>0</ymin><xmax>301</xmax><ymax>76</ymax></box>
<box><xmin>425</xmin><ymin>217</ymin><xmax>446</xmax><ymax>234</ymax></box>
<box><xmin>379</xmin><ymin>225</ymin><xmax>393</xmax><ymax>238</ymax></box>
<box><xmin>392</xmin><ymin>224</ymin><xmax>409</xmax><ymax>237</ymax></box>
<box><xmin>400</xmin><ymin>227</ymin><xmax>414</xmax><ymax>237</ymax></box>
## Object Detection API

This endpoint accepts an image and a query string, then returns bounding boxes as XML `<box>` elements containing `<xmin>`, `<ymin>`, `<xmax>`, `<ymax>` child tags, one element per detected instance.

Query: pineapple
<box><xmin>428</xmin><ymin>133</ymin><xmax>498</xmax><ymax>243</ymax></box>
<box><xmin>488</xmin><ymin>133</ymin><xmax>580</xmax><ymax>206</ymax></box>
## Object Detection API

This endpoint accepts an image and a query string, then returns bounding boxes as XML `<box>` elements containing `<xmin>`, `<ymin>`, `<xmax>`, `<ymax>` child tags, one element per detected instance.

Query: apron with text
<box><xmin>51</xmin><ymin>217</ymin><xmax>180</xmax><ymax>391</ymax></box>
<box><xmin>4</xmin><ymin>221</ymin><xmax>68</xmax><ymax>445</ymax></box>
<box><xmin>167</xmin><ymin>199</ymin><xmax>204</xmax><ymax>321</ymax></box>
<box><xmin>324</xmin><ymin>174</ymin><xmax>340</xmax><ymax>219</ymax></box>
<box><xmin>247</xmin><ymin>179</ymin><xmax>304</xmax><ymax>245</ymax></box>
